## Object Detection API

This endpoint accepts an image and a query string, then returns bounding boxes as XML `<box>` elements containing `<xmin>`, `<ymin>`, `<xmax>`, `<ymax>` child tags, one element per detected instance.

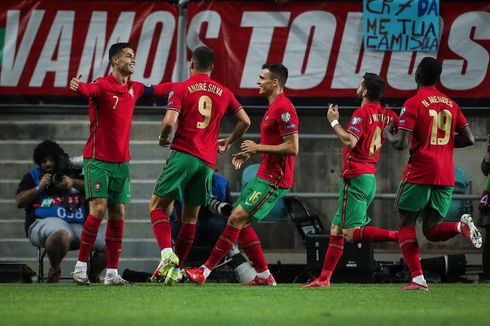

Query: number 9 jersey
<box><xmin>167</xmin><ymin>73</ymin><xmax>243</xmax><ymax>168</ymax></box>
<box><xmin>398</xmin><ymin>85</ymin><xmax>469</xmax><ymax>186</ymax></box>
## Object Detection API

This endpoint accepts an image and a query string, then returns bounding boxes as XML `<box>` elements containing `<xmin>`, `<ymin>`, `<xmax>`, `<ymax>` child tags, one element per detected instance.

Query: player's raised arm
<box><xmin>69</xmin><ymin>74</ymin><xmax>101</xmax><ymax>98</ymax></box>
<box><xmin>327</xmin><ymin>104</ymin><xmax>358</xmax><ymax>149</ymax></box>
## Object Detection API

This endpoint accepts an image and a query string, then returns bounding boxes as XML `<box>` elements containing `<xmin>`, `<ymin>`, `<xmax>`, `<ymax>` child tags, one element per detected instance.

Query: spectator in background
<box><xmin>15</xmin><ymin>140</ymin><xmax>106</xmax><ymax>283</ymax></box>
<box><xmin>477</xmin><ymin>135</ymin><xmax>490</xmax><ymax>281</ymax></box>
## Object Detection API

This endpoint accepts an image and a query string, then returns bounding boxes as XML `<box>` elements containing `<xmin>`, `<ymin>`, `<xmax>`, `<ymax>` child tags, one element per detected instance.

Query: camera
<box><xmin>226</xmin><ymin>246</ymin><xmax>256</xmax><ymax>283</ymax></box>
<box><xmin>51</xmin><ymin>154</ymin><xmax>83</xmax><ymax>185</ymax></box>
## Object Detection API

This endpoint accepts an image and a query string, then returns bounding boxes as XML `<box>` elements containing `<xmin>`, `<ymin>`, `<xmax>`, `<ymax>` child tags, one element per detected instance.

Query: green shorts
<box><xmin>395</xmin><ymin>182</ymin><xmax>454</xmax><ymax>217</ymax></box>
<box><xmin>153</xmin><ymin>151</ymin><xmax>213</xmax><ymax>207</ymax></box>
<box><xmin>83</xmin><ymin>159</ymin><xmax>131</xmax><ymax>204</ymax></box>
<box><xmin>234</xmin><ymin>176</ymin><xmax>289</xmax><ymax>222</ymax></box>
<box><xmin>331</xmin><ymin>174</ymin><xmax>376</xmax><ymax>229</ymax></box>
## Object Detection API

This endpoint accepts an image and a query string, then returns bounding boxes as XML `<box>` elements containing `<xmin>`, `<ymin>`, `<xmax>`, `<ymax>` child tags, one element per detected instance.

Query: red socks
<box><xmin>150</xmin><ymin>209</ymin><xmax>172</xmax><ymax>250</ymax></box>
<box><xmin>239</xmin><ymin>225</ymin><xmax>268</xmax><ymax>273</ymax></box>
<box><xmin>319</xmin><ymin>236</ymin><xmax>344</xmax><ymax>281</ymax></box>
<box><xmin>78</xmin><ymin>214</ymin><xmax>102</xmax><ymax>262</ymax></box>
<box><xmin>352</xmin><ymin>226</ymin><xmax>399</xmax><ymax>243</ymax></box>
<box><xmin>105</xmin><ymin>219</ymin><xmax>124</xmax><ymax>269</ymax></box>
<box><xmin>205</xmin><ymin>224</ymin><xmax>240</xmax><ymax>270</ymax></box>
<box><xmin>175</xmin><ymin>223</ymin><xmax>196</xmax><ymax>267</ymax></box>
<box><xmin>399</xmin><ymin>226</ymin><xmax>423</xmax><ymax>277</ymax></box>
<box><xmin>426</xmin><ymin>222</ymin><xmax>459</xmax><ymax>242</ymax></box>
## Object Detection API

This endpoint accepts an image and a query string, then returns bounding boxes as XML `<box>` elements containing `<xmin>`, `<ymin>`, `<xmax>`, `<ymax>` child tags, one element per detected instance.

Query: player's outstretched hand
<box><xmin>240</xmin><ymin>140</ymin><xmax>259</xmax><ymax>155</ymax></box>
<box><xmin>327</xmin><ymin>104</ymin><xmax>339</xmax><ymax>123</ymax></box>
<box><xmin>232</xmin><ymin>152</ymin><xmax>251</xmax><ymax>170</ymax></box>
<box><xmin>218</xmin><ymin>138</ymin><xmax>230</xmax><ymax>154</ymax></box>
<box><xmin>70</xmin><ymin>74</ymin><xmax>82</xmax><ymax>92</ymax></box>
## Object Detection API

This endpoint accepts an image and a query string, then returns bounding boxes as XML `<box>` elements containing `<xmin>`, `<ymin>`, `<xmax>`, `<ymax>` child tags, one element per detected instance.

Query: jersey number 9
<box><xmin>197</xmin><ymin>95</ymin><xmax>212</xmax><ymax>129</ymax></box>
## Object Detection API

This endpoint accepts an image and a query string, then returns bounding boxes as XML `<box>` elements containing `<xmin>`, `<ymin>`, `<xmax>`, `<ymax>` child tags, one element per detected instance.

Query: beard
<box><xmin>356</xmin><ymin>91</ymin><xmax>363</xmax><ymax>105</ymax></box>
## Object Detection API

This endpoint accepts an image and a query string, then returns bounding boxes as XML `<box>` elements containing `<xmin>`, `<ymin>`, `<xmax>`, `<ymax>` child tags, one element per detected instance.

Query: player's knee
<box><xmin>342</xmin><ymin>228</ymin><xmax>355</xmax><ymax>242</ymax></box>
<box><xmin>227</xmin><ymin>213</ymin><xmax>248</xmax><ymax>229</ymax></box>
<box><xmin>90</xmin><ymin>201</ymin><xmax>107</xmax><ymax>218</ymax></box>
<box><xmin>343</xmin><ymin>232</ymin><xmax>354</xmax><ymax>242</ymax></box>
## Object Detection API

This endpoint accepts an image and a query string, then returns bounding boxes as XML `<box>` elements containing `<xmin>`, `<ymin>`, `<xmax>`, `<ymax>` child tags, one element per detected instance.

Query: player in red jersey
<box><xmin>69</xmin><ymin>42</ymin><xmax>172</xmax><ymax>285</ymax></box>
<box><xmin>149</xmin><ymin>46</ymin><xmax>251</xmax><ymax>284</ymax></box>
<box><xmin>384</xmin><ymin>57</ymin><xmax>480</xmax><ymax>291</ymax></box>
<box><xmin>303</xmin><ymin>73</ymin><xmax>400</xmax><ymax>288</ymax></box>
<box><xmin>184</xmin><ymin>63</ymin><xmax>299</xmax><ymax>286</ymax></box>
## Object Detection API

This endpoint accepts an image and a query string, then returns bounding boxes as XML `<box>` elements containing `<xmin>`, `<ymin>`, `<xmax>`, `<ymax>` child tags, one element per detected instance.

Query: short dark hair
<box><xmin>192</xmin><ymin>46</ymin><xmax>215</xmax><ymax>72</ymax></box>
<box><xmin>108</xmin><ymin>42</ymin><xmax>134</xmax><ymax>63</ymax></box>
<box><xmin>262</xmin><ymin>63</ymin><xmax>288</xmax><ymax>87</ymax></box>
<box><xmin>362</xmin><ymin>72</ymin><xmax>386</xmax><ymax>101</ymax></box>
<box><xmin>33</xmin><ymin>140</ymin><xmax>65</xmax><ymax>166</ymax></box>
<box><xmin>416</xmin><ymin>57</ymin><xmax>442</xmax><ymax>86</ymax></box>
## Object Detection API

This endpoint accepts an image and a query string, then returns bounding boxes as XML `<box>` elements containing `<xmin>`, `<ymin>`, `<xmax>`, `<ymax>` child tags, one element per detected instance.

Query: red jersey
<box><xmin>398</xmin><ymin>86</ymin><xmax>469</xmax><ymax>185</ymax></box>
<box><xmin>77</xmin><ymin>75</ymin><xmax>172</xmax><ymax>162</ymax></box>
<box><xmin>257</xmin><ymin>93</ymin><xmax>299</xmax><ymax>189</ymax></box>
<box><xmin>342</xmin><ymin>102</ymin><xmax>398</xmax><ymax>179</ymax></box>
<box><xmin>168</xmin><ymin>74</ymin><xmax>242</xmax><ymax>168</ymax></box>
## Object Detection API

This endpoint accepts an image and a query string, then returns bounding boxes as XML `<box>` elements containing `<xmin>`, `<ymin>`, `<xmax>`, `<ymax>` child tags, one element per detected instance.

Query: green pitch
<box><xmin>1</xmin><ymin>283</ymin><xmax>488</xmax><ymax>325</ymax></box>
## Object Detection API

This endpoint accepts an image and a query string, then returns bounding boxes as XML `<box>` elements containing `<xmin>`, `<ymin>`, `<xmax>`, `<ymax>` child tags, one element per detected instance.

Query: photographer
<box><xmin>478</xmin><ymin>135</ymin><xmax>490</xmax><ymax>281</ymax></box>
<box><xmin>15</xmin><ymin>140</ymin><xmax>106</xmax><ymax>283</ymax></box>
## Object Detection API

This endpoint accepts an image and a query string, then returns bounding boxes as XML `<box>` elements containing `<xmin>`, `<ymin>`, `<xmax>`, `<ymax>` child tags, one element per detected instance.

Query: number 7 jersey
<box><xmin>167</xmin><ymin>73</ymin><xmax>243</xmax><ymax>168</ymax></box>
<box><xmin>398</xmin><ymin>86</ymin><xmax>469</xmax><ymax>186</ymax></box>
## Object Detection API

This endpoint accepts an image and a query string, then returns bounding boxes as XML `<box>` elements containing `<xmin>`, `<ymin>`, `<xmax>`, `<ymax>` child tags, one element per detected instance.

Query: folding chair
<box><xmin>37</xmin><ymin>247</ymin><xmax>47</xmax><ymax>283</ymax></box>
<box><xmin>284</xmin><ymin>196</ymin><xmax>326</xmax><ymax>242</ymax></box>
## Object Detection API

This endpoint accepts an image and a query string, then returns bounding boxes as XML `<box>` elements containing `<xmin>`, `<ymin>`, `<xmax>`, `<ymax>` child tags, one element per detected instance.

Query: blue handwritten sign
<box><xmin>363</xmin><ymin>0</ymin><xmax>439</xmax><ymax>52</ymax></box>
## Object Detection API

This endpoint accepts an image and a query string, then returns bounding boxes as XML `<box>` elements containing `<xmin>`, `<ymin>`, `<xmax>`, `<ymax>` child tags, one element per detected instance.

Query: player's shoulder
<box><xmin>402</xmin><ymin>94</ymin><xmax>419</xmax><ymax>109</ymax></box>
<box><xmin>352</xmin><ymin>105</ymin><xmax>368</xmax><ymax>117</ymax></box>
<box><xmin>170</xmin><ymin>80</ymin><xmax>187</xmax><ymax>94</ymax></box>
<box><xmin>129</xmin><ymin>79</ymin><xmax>145</xmax><ymax>87</ymax></box>
<box><xmin>382</xmin><ymin>105</ymin><xmax>398</xmax><ymax>117</ymax></box>
<box><xmin>277</xmin><ymin>94</ymin><xmax>296</xmax><ymax>109</ymax></box>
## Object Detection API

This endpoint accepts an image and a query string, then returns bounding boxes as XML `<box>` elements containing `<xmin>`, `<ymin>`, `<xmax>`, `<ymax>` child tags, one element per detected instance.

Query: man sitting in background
<box><xmin>15</xmin><ymin>140</ymin><xmax>106</xmax><ymax>283</ymax></box>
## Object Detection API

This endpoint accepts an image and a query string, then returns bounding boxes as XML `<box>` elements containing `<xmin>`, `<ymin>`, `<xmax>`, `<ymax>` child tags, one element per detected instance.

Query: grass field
<box><xmin>1</xmin><ymin>283</ymin><xmax>489</xmax><ymax>326</ymax></box>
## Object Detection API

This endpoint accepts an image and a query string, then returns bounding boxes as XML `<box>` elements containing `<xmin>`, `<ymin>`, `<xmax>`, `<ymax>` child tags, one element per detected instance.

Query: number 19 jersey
<box><xmin>167</xmin><ymin>73</ymin><xmax>242</xmax><ymax>168</ymax></box>
<box><xmin>398</xmin><ymin>86</ymin><xmax>469</xmax><ymax>186</ymax></box>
